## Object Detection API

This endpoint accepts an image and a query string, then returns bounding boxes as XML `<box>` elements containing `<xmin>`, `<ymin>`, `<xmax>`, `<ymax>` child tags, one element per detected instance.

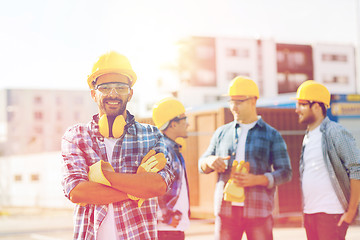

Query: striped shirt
<box><xmin>199</xmin><ymin>117</ymin><xmax>292</xmax><ymax>218</ymax></box>
<box><xmin>61</xmin><ymin>112</ymin><xmax>174</xmax><ymax>240</ymax></box>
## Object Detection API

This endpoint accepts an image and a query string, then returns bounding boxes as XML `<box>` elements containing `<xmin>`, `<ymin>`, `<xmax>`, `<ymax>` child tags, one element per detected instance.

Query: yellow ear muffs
<box><xmin>175</xmin><ymin>137</ymin><xmax>186</xmax><ymax>153</ymax></box>
<box><xmin>112</xmin><ymin>115</ymin><xmax>126</xmax><ymax>138</ymax></box>
<box><xmin>99</xmin><ymin>114</ymin><xmax>126</xmax><ymax>138</ymax></box>
<box><xmin>99</xmin><ymin>115</ymin><xmax>110</xmax><ymax>137</ymax></box>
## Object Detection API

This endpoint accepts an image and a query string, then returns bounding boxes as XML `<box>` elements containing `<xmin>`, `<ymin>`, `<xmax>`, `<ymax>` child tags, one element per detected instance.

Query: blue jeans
<box><xmin>215</xmin><ymin>206</ymin><xmax>273</xmax><ymax>240</ymax></box>
<box><xmin>304</xmin><ymin>213</ymin><xmax>349</xmax><ymax>240</ymax></box>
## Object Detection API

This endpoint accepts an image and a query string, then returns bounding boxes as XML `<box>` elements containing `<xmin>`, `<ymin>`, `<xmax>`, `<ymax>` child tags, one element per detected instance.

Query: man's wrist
<box><xmin>263</xmin><ymin>173</ymin><xmax>274</xmax><ymax>188</ymax></box>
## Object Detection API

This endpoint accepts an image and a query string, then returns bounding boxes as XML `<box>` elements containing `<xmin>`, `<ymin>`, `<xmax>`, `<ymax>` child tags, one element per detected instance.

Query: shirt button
<box><xmin>135</xmin><ymin>161</ymin><xmax>138</xmax><ymax>165</ymax></box>
<box><xmin>232</xmin><ymin>152</ymin><xmax>235</xmax><ymax>156</ymax></box>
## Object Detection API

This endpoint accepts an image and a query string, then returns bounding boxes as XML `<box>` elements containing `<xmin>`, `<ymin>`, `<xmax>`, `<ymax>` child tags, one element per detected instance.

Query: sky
<box><xmin>1</xmin><ymin>0</ymin><xmax>359</xmax><ymax>96</ymax></box>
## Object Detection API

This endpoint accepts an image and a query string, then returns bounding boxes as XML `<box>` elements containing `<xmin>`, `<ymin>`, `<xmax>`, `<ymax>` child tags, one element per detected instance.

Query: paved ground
<box><xmin>1</xmin><ymin>207</ymin><xmax>360</xmax><ymax>239</ymax></box>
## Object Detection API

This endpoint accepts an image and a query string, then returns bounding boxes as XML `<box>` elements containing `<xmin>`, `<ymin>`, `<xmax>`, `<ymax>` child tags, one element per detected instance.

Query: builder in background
<box><xmin>198</xmin><ymin>76</ymin><xmax>292</xmax><ymax>240</ymax></box>
<box><xmin>294</xmin><ymin>80</ymin><xmax>360</xmax><ymax>240</ymax></box>
<box><xmin>152</xmin><ymin>97</ymin><xmax>190</xmax><ymax>240</ymax></box>
<box><xmin>61</xmin><ymin>51</ymin><xmax>174</xmax><ymax>240</ymax></box>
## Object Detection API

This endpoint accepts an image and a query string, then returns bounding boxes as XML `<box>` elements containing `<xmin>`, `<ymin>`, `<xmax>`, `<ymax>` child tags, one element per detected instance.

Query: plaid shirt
<box><xmin>61</xmin><ymin>111</ymin><xmax>174</xmax><ymax>240</ymax></box>
<box><xmin>199</xmin><ymin>117</ymin><xmax>292</xmax><ymax>218</ymax></box>
<box><xmin>157</xmin><ymin>135</ymin><xmax>190</xmax><ymax>224</ymax></box>
<box><xmin>300</xmin><ymin>117</ymin><xmax>360</xmax><ymax>221</ymax></box>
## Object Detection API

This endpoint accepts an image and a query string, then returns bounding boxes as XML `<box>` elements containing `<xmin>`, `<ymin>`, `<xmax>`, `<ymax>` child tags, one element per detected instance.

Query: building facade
<box><xmin>171</xmin><ymin>36</ymin><xmax>357</xmax><ymax>108</ymax></box>
<box><xmin>0</xmin><ymin>89</ymin><xmax>98</xmax><ymax>156</ymax></box>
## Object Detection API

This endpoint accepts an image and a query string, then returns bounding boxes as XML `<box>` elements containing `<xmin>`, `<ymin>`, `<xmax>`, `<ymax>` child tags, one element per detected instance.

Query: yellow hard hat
<box><xmin>152</xmin><ymin>97</ymin><xmax>185</xmax><ymax>129</ymax></box>
<box><xmin>295</xmin><ymin>80</ymin><xmax>330</xmax><ymax>107</ymax></box>
<box><xmin>228</xmin><ymin>76</ymin><xmax>259</xmax><ymax>98</ymax></box>
<box><xmin>87</xmin><ymin>51</ymin><xmax>137</xmax><ymax>89</ymax></box>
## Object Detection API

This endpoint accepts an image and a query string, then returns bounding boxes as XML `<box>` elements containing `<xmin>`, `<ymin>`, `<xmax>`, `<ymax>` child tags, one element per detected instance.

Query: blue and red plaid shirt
<box><xmin>61</xmin><ymin>111</ymin><xmax>174</xmax><ymax>240</ymax></box>
<box><xmin>199</xmin><ymin>117</ymin><xmax>292</xmax><ymax>218</ymax></box>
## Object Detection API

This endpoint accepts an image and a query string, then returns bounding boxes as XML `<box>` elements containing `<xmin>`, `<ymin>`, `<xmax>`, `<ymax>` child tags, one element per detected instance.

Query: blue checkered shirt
<box><xmin>199</xmin><ymin>117</ymin><xmax>292</xmax><ymax>218</ymax></box>
<box><xmin>61</xmin><ymin>112</ymin><xmax>174</xmax><ymax>240</ymax></box>
<box><xmin>300</xmin><ymin>117</ymin><xmax>360</xmax><ymax>221</ymax></box>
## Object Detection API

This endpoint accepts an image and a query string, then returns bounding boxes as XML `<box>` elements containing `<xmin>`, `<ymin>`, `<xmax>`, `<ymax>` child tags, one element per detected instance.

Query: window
<box><xmin>322</xmin><ymin>54</ymin><xmax>348</xmax><ymax>62</ymax></box>
<box><xmin>288</xmin><ymin>52</ymin><xmax>306</xmax><ymax>67</ymax></box>
<box><xmin>30</xmin><ymin>174</ymin><xmax>40</xmax><ymax>182</ymax></box>
<box><xmin>14</xmin><ymin>175</ymin><xmax>22</xmax><ymax>182</ymax></box>
<box><xmin>34</xmin><ymin>126</ymin><xmax>43</xmax><ymax>134</ymax></box>
<box><xmin>34</xmin><ymin>111</ymin><xmax>43</xmax><ymax>120</ymax></box>
<box><xmin>34</xmin><ymin>96</ymin><xmax>42</xmax><ymax>104</ymax></box>
<box><xmin>226</xmin><ymin>48</ymin><xmax>249</xmax><ymax>58</ymax></box>
<box><xmin>323</xmin><ymin>75</ymin><xmax>349</xmax><ymax>84</ymax></box>
<box><xmin>226</xmin><ymin>48</ymin><xmax>238</xmax><ymax>57</ymax></box>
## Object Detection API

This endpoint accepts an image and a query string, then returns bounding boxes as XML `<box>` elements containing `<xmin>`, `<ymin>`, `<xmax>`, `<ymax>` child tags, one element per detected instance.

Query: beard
<box><xmin>100</xmin><ymin>97</ymin><xmax>128</xmax><ymax>117</ymax></box>
<box><xmin>298</xmin><ymin>113</ymin><xmax>316</xmax><ymax>125</ymax></box>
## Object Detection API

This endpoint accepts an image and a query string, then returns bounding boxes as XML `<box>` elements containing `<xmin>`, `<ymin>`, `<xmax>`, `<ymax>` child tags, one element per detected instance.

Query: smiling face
<box><xmin>91</xmin><ymin>73</ymin><xmax>133</xmax><ymax>117</ymax></box>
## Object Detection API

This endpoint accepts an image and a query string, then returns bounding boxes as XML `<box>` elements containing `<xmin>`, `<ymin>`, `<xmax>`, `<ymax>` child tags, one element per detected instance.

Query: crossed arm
<box><xmin>69</xmin><ymin>172</ymin><xmax>166</xmax><ymax>205</ymax></box>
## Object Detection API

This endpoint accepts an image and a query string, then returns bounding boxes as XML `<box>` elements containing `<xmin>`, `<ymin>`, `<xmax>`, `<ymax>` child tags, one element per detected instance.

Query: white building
<box><xmin>0</xmin><ymin>152</ymin><xmax>72</xmax><ymax>208</ymax></box>
<box><xmin>0</xmin><ymin>89</ymin><xmax>98</xmax><ymax>156</ymax></box>
<box><xmin>168</xmin><ymin>36</ymin><xmax>357</xmax><ymax>109</ymax></box>
<box><xmin>313</xmin><ymin>43</ymin><xmax>357</xmax><ymax>94</ymax></box>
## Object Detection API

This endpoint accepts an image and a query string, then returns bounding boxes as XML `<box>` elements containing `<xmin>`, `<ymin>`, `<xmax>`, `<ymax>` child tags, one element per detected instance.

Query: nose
<box><xmin>108</xmin><ymin>88</ymin><xmax>118</xmax><ymax>96</ymax></box>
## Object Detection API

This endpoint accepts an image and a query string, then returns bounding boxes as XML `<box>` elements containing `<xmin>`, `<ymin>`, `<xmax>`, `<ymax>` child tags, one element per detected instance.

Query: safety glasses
<box><xmin>229</xmin><ymin>97</ymin><xmax>252</xmax><ymax>105</ymax></box>
<box><xmin>95</xmin><ymin>82</ymin><xmax>130</xmax><ymax>95</ymax></box>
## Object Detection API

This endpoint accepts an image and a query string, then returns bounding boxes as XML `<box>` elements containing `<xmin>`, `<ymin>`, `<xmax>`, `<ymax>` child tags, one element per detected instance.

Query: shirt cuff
<box><xmin>264</xmin><ymin>173</ymin><xmax>274</xmax><ymax>189</ymax></box>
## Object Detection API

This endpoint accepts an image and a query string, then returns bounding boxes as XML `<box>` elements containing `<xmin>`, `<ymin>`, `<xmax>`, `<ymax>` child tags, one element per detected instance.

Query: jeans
<box><xmin>304</xmin><ymin>213</ymin><xmax>349</xmax><ymax>240</ymax></box>
<box><xmin>158</xmin><ymin>231</ymin><xmax>185</xmax><ymax>240</ymax></box>
<box><xmin>215</xmin><ymin>206</ymin><xmax>273</xmax><ymax>240</ymax></box>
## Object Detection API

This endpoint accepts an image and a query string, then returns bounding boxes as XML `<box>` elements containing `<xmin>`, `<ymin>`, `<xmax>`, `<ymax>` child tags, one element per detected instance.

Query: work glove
<box><xmin>128</xmin><ymin>149</ymin><xmax>167</xmax><ymax>207</ymax></box>
<box><xmin>88</xmin><ymin>160</ymin><xmax>115</xmax><ymax>186</ymax></box>
<box><xmin>223</xmin><ymin>160</ymin><xmax>250</xmax><ymax>203</ymax></box>
<box><xmin>77</xmin><ymin>160</ymin><xmax>115</xmax><ymax>207</ymax></box>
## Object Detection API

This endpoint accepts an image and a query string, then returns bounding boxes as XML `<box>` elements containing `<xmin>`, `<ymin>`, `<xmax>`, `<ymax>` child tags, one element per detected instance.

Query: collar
<box><xmin>164</xmin><ymin>135</ymin><xmax>182</xmax><ymax>152</ymax></box>
<box><xmin>319</xmin><ymin>116</ymin><xmax>330</xmax><ymax>133</ymax></box>
<box><xmin>232</xmin><ymin>116</ymin><xmax>264</xmax><ymax>129</ymax></box>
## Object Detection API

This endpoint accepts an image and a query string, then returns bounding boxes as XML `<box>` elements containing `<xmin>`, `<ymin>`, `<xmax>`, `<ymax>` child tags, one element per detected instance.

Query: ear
<box><xmin>127</xmin><ymin>88</ymin><xmax>134</xmax><ymax>102</ymax></box>
<box><xmin>91</xmin><ymin>89</ymin><xmax>97</xmax><ymax>102</ymax></box>
<box><xmin>170</xmin><ymin>120</ymin><xmax>178</xmax><ymax>129</ymax></box>
<box><xmin>250</xmin><ymin>97</ymin><xmax>257</xmax><ymax>105</ymax></box>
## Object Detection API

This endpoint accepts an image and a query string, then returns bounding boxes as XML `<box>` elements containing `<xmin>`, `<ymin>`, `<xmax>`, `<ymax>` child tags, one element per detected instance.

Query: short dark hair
<box><xmin>310</xmin><ymin>102</ymin><xmax>327</xmax><ymax>117</ymax></box>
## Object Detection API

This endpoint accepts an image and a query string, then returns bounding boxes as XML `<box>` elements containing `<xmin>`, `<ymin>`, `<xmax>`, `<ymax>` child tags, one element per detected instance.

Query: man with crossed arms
<box><xmin>61</xmin><ymin>51</ymin><xmax>174</xmax><ymax>240</ymax></box>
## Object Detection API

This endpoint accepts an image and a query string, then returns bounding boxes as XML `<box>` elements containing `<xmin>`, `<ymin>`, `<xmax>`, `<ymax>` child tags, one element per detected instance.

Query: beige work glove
<box><xmin>128</xmin><ymin>149</ymin><xmax>167</xmax><ymax>207</ymax></box>
<box><xmin>88</xmin><ymin>160</ymin><xmax>115</xmax><ymax>186</ymax></box>
<box><xmin>223</xmin><ymin>160</ymin><xmax>250</xmax><ymax>203</ymax></box>
<box><xmin>77</xmin><ymin>160</ymin><xmax>115</xmax><ymax>207</ymax></box>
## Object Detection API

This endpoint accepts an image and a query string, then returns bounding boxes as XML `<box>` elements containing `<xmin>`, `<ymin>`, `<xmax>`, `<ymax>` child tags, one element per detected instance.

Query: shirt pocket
<box><xmin>119</xmin><ymin>154</ymin><xmax>142</xmax><ymax>173</ymax></box>
<box><xmin>250</xmin><ymin>136</ymin><xmax>271</xmax><ymax>173</ymax></box>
